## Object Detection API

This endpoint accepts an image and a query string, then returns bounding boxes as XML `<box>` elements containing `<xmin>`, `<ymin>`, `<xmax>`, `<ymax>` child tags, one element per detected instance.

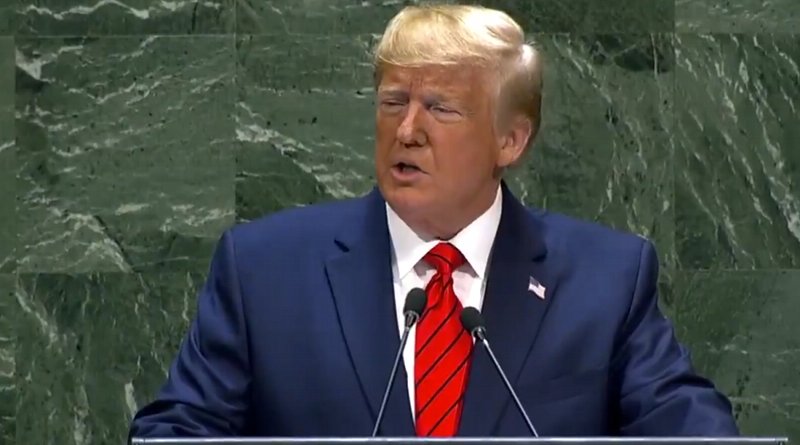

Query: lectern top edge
<box><xmin>131</xmin><ymin>437</ymin><xmax>790</xmax><ymax>445</ymax></box>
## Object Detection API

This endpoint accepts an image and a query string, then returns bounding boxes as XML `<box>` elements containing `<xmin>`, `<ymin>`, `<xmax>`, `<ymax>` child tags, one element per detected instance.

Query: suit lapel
<box><xmin>325</xmin><ymin>188</ymin><xmax>415</xmax><ymax>436</ymax></box>
<box><xmin>459</xmin><ymin>184</ymin><xmax>557</xmax><ymax>437</ymax></box>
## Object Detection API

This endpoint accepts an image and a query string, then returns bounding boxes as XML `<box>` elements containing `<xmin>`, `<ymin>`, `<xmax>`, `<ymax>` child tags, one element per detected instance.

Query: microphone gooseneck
<box><xmin>371</xmin><ymin>288</ymin><xmax>428</xmax><ymax>437</ymax></box>
<box><xmin>460</xmin><ymin>306</ymin><xmax>539</xmax><ymax>437</ymax></box>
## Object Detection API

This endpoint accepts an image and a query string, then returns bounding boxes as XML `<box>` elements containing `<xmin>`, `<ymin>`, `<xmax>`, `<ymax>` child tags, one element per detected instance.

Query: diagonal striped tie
<box><xmin>415</xmin><ymin>242</ymin><xmax>472</xmax><ymax>437</ymax></box>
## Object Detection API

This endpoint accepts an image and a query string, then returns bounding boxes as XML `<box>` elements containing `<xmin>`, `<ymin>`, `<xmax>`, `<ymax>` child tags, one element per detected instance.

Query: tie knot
<box><xmin>424</xmin><ymin>242</ymin><xmax>466</xmax><ymax>276</ymax></box>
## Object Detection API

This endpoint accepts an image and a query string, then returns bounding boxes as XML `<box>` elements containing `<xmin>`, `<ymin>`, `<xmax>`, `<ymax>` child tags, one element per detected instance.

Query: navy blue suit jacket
<box><xmin>129</xmin><ymin>184</ymin><xmax>739</xmax><ymax>438</ymax></box>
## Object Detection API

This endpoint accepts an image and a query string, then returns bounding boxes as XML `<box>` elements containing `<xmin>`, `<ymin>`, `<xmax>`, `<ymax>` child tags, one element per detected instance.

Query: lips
<box><xmin>394</xmin><ymin>162</ymin><xmax>423</xmax><ymax>173</ymax></box>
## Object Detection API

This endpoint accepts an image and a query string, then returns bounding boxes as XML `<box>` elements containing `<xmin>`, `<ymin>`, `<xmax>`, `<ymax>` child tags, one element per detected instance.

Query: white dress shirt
<box><xmin>386</xmin><ymin>186</ymin><xmax>503</xmax><ymax>421</ymax></box>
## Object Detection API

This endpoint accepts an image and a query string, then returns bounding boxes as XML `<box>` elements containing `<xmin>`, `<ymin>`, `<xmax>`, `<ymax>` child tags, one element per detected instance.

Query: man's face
<box><xmin>374</xmin><ymin>64</ymin><xmax>517</xmax><ymax>237</ymax></box>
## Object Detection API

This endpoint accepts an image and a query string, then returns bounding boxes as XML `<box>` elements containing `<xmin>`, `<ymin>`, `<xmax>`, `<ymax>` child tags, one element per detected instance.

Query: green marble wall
<box><xmin>0</xmin><ymin>1</ymin><xmax>798</xmax><ymax>443</ymax></box>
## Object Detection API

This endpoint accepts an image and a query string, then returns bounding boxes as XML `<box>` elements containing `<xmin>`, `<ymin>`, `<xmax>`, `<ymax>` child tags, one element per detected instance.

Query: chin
<box><xmin>381</xmin><ymin>184</ymin><xmax>431</xmax><ymax>216</ymax></box>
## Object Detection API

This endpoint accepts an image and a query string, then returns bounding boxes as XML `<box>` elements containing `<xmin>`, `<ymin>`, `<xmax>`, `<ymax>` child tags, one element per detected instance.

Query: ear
<box><xmin>496</xmin><ymin>114</ymin><xmax>533</xmax><ymax>168</ymax></box>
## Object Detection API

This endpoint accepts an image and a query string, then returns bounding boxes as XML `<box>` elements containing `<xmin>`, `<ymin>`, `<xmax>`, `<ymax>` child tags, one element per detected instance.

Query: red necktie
<box><xmin>415</xmin><ymin>242</ymin><xmax>473</xmax><ymax>436</ymax></box>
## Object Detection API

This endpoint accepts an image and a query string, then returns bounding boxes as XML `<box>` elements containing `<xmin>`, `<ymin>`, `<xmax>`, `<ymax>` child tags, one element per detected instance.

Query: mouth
<box><xmin>393</xmin><ymin>162</ymin><xmax>423</xmax><ymax>174</ymax></box>
<box><xmin>390</xmin><ymin>161</ymin><xmax>426</xmax><ymax>182</ymax></box>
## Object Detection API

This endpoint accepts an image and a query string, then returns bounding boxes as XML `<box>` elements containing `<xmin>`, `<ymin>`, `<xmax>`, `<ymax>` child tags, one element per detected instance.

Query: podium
<box><xmin>130</xmin><ymin>438</ymin><xmax>790</xmax><ymax>445</ymax></box>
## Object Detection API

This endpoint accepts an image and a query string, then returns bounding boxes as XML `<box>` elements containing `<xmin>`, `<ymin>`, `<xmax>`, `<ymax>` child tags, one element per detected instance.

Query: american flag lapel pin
<box><xmin>528</xmin><ymin>276</ymin><xmax>546</xmax><ymax>300</ymax></box>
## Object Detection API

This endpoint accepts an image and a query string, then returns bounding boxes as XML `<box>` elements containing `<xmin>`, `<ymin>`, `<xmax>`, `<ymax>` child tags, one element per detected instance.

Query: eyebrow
<box><xmin>377</xmin><ymin>89</ymin><xmax>409</xmax><ymax>100</ymax></box>
<box><xmin>377</xmin><ymin>89</ymin><xmax>457</xmax><ymax>105</ymax></box>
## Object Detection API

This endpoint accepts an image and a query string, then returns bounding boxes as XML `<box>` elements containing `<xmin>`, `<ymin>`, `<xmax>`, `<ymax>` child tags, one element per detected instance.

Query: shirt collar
<box><xmin>386</xmin><ymin>186</ymin><xmax>503</xmax><ymax>280</ymax></box>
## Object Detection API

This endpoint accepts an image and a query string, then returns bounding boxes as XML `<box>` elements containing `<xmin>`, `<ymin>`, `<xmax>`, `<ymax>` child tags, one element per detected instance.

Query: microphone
<box><xmin>460</xmin><ymin>306</ymin><xmax>539</xmax><ymax>437</ymax></box>
<box><xmin>371</xmin><ymin>288</ymin><xmax>428</xmax><ymax>436</ymax></box>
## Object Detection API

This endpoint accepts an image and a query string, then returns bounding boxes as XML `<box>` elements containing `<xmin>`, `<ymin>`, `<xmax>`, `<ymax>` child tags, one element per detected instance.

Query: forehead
<box><xmin>378</xmin><ymin>64</ymin><xmax>492</xmax><ymax>99</ymax></box>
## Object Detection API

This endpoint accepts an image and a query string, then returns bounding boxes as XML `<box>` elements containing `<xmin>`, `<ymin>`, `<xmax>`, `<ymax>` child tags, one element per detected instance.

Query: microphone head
<box><xmin>460</xmin><ymin>306</ymin><xmax>485</xmax><ymax>337</ymax></box>
<box><xmin>403</xmin><ymin>288</ymin><xmax>427</xmax><ymax>317</ymax></box>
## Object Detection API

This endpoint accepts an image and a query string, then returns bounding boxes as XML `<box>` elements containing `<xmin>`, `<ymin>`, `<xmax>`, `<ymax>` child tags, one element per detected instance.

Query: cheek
<box><xmin>374</xmin><ymin>124</ymin><xmax>395</xmax><ymax>153</ymax></box>
<box><xmin>434</xmin><ymin>130</ymin><xmax>497</xmax><ymax>171</ymax></box>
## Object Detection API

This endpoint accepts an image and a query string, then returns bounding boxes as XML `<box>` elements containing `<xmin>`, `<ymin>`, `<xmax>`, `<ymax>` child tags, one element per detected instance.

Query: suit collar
<box><xmin>332</xmin><ymin>182</ymin><xmax>539</xmax><ymax>257</ymax></box>
<box><xmin>493</xmin><ymin>181</ymin><xmax>548</xmax><ymax>261</ymax></box>
<box><xmin>326</xmin><ymin>188</ymin><xmax>416</xmax><ymax>436</ymax></box>
<box><xmin>331</xmin><ymin>187</ymin><xmax>387</xmax><ymax>252</ymax></box>
<box><xmin>459</xmin><ymin>182</ymin><xmax>554</xmax><ymax>436</ymax></box>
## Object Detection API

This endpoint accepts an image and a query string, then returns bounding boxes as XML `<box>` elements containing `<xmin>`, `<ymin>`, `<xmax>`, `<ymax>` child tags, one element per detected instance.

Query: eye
<box><xmin>431</xmin><ymin>105</ymin><xmax>455</xmax><ymax>114</ymax></box>
<box><xmin>429</xmin><ymin>104</ymin><xmax>464</xmax><ymax>122</ymax></box>
<box><xmin>380</xmin><ymin>100</ymin><xmax>405</xmax><ymax>111</ymax></box>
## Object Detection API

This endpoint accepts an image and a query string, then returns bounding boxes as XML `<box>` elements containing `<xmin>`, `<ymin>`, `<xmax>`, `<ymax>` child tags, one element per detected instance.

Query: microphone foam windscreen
<box><xmin>404</xmin><ymin>288</ymin><xmax>427</xmax><ymax>316</ymax></box>
<box><xmin>460</xmin><ymin>306</ymin><xmax>485</xmax><ymax>333</ymax></box>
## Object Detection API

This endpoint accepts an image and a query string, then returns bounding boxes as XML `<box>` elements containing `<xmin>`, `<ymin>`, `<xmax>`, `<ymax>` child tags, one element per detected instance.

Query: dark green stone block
<box><xmin>237</xmin><ymin>0</ymin><xmax>405</xmax><ymax>34</ymax></box>
<box><xmin>237</xmin><ymin>0</ymin><xmax>673</xmax><ymax>35</ymax></box>
<box><xmin>15</xmin><ymin>36</ymin><xmax>235</xmax><ymax>273</ymax></box>
<box><xmin>0</xmin><ymin>37</ymin><xmax>15</xmax><ymax>272</ymax></box>
<box><xmin>236</xmin><ymin>142</ymin><xmax>337</xmax><ymax>222</ymax></box>
<box><xmin>676</xmin><ymin>0</ymin><xmax>800</xmax><ymax>32</ymax></box>
<box><xmin>13</xmin><ymin>0</ymin><xmax>234</xmax><ymax>35</ymax></box>
<box><xmin>0</xmin><ymin>274</ymin><xmax>15</xmax><ymax>445</ymax></box>
<box><xmin>666</xmin><ymin>270</ymin><xmax>800</xmax><ymax>440</ymax></box>
<box><xmin>14</xmin><ymin>272</ymin><xmax>203</xmax><ymax>445</ymax></box>
<box><xmin>0</xmin><ymin>1</ymin><xmax>16</xmax><ymax>35</ymax></box>
<box><xmin>474</xmin><ymin>0</ymin><xmax>674</xmax><ymax>33</ymax></box>
<box><xmin>508</xmin><ymin>34</ymin><xmax>676</xmax><ymax>267</ymax></box>
<box><xmin>236</xmin><ymin>34</ymin><xmax>376</xmax><ymax>90</ymax></box>
<box><xmin>675</xmin><ymin>34</ymin><xmax>800</xmax><ymax>269</ymax></box>
<box><xmin>235</xmin><ymin>34</ymin><xmax>376</xmax><ymax>220</ymax></box>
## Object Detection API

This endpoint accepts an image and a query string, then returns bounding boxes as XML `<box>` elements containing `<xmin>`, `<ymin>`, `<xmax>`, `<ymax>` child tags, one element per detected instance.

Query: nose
<box><xmin>396</xmin><ymin>103</ymin><xmax>427</xmax><ymax>147</ymax></box>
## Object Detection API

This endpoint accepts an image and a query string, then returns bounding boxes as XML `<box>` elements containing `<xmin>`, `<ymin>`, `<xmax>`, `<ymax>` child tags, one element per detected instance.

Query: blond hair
<box><xmin>372</xmin><ymin>4</ymin><xmax>543</xmax><ymax>139</ymax></box>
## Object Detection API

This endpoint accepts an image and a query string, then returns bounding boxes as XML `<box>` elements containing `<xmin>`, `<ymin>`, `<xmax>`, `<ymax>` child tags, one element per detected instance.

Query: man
<box><xmin>129</xmin><ymin>4</ymin><xmax>739</xmax><ymax>438</ymax></box>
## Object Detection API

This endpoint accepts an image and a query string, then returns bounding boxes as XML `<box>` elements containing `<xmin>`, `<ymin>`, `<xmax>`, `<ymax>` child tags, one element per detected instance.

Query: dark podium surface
<box><xmin>131</xmin><ymin>437</ymin><xmax>790</xmax><ymax>445</ymax></box>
